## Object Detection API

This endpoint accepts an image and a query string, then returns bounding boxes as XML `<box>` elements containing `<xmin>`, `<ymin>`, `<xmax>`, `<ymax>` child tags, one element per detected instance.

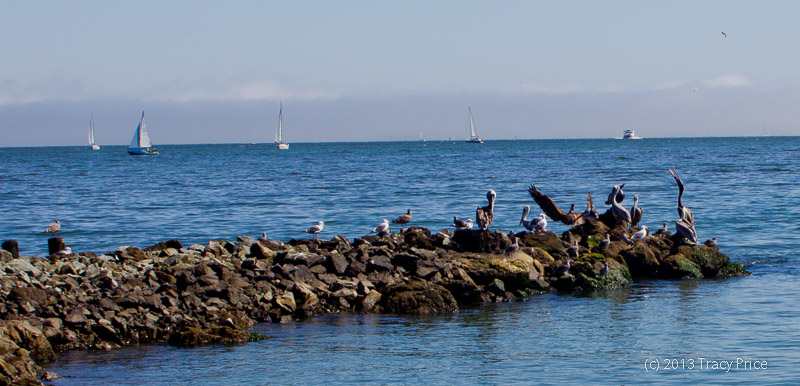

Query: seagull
<box><xmin>604</xmin><ymin>184</ymin><xmax>625</xmax><ymax>205</ymax></box>
<box><xmin>631</xmin><ymin>226</ymin><xmax>648</xmax><ymax>241</ymax></box>
<box><xmin>531</xmin><ymin>213</ymin><xmax>548</xmax><ymax>233</ymax></box>
<box><xmin>392</xmin><ymin>209</ymin><xmax>412</xmax><ymax>231</ymax></box>
<box><xmin>372</xmin><ymin>219</ymin><xmax>391</xmax><ymax>236</ymax></box>
<box><xmin>552</xmin><ymin>258</ymin><xmax>572</xmax><ymax>278</ymax></box>
<box><xmin>45</xmin><ymin>220</ymin><xmax>61</xmax><ymax>236</ymax></box>
<box><xmin>630</xmin><ymin>195</ymin><xmax>643</xmax><ymax>228</ymax></box>
<box><xmin>653</xmin><ymin>222</ymin><xmax>669</xmax><ymax>235</ymax></box>
<box><xmin>598</xmin><ymin>233</ymin><xmax>611</xmax><ymax>249</ymax></box>
<box><xmin>621</xmin><ymin>232</ymin><xmax>634</xmax><ymax>245</ymax></box>
<box><xmin>302</xmin><ymin>221</ymin><xmax>324</xmax><ymax>240</ymax></box>
<box><xmin>566</xmin><ymin>240</ymin><xmax>579</xmax><ymax>258</ymax></box>
<box><xmin>505</xmin><ymin>236</ymin><xmax>520</xmax><ymax>255</ymax></box>
<box><xmin>259</xmin><ymin>232</ymin><xmax>268</xmax><ymax>241</ymax></box>
<box><xmin>721</xmin><ymin>31</ymin><xmax>727</xmax><ymax>38</ymax></box>
<box><xmin>703</xmin><ymin>237</ymin><xmax>718</xmax><ymax>247</ymax></box>
<box><xmin>476</xmin><ymin>189</ymin><xmax>496</xmax><ymax>230</ymax></box>
<box><xmin>452</xmin><ymin>216</ymin><xmax>474</xmax><ymax>230</ymax></box>
<box><xmin>55</xmin><ymin>247</ymin><xmax>72</xmax><ymax>256</ymax></box>
<box><xmin>599</xmin><ymin>262</ymin><xmax>609</xmax><ymax>276</ymax></box>
<box><xmin>609</xmin><ymin>185</ymin><xmax>632</xmax><ymax>226</ymax></box>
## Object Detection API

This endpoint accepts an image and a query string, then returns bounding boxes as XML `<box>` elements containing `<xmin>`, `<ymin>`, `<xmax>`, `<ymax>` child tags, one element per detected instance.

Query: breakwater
<box><xmin>0</xmin><ymin>214</ymin><xmax>746</xmax><ymax>385</ymax></box>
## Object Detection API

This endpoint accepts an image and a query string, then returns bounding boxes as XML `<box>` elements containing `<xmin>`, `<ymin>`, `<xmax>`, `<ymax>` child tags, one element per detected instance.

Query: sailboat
<box><xmin>275</xmin><ymin>102</ymin><xmax>289</xmax><ymax>150</ymax></box>
<box><xmin>465</xmin><ymin>106</ymin><xmax>483</xmax><ymax>143</ymax></box>
<box><xmin>88</xmin><ymin>115</ymin><xmax>100</xmax><ymax>150</ymax></box>
<box><xmin>127</xmin><ymin>111</ymin><xmax>158</xmax><ymax>155</ymax></box>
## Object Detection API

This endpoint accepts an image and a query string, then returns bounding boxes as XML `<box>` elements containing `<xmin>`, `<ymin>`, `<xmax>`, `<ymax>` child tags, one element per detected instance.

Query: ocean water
<box><xmin>2</xmin><ymin>137</ymin><xmax>799</xmax><ymax>384</ymax></box>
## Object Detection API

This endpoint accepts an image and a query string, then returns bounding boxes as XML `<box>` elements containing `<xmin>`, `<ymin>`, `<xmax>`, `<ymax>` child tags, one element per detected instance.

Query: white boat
<box><xmin>127</xmin><ymin>111</ymin><xmax>159</xmax><ymax>155</ymax></box>
<box><xmin>274</xmin><ymin>102</ymin><xmax>289</xmax><ymax>150</ymax></box>
<box><xmin>465</xmin><ymin>106</ymin><xmax>483</xmax><ymax>143</ymax></box>
<box><xmin>622</xmin><ymin>129</ymin><xmax>641</xmax><ymax>139</ymax></box>
<box><xmin>88</xmin><ymin>115</ymin><xmax>100</xmax><ymax>150</ymax></box>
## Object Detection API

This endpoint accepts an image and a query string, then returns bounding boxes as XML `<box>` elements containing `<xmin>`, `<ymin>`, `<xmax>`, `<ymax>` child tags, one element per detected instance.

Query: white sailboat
<box><xmin>275</xmin><ymin>102</ymin><xmax>289</xmax><ymax>150</ymax></box>
<box><xmin>127</xmin><ymin>111</ymin><xmax>158</xmax><ymax>155</ymax></box>
<box><xmin>88</xmin><ymin>115</ymin><xmax>100</xmax><ymax>150</ymax></box>
<box><xmin>465</xmin><ymin>106</ymin><xmax>483</xmax><ymax>143</ymax></box>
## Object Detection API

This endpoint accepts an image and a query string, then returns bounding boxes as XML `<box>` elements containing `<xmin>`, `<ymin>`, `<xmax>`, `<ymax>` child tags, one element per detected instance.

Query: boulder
<box><xmin>381</xmin><ymin>280</ymin><xmax>458</xmax><ymax>315</ymax></box>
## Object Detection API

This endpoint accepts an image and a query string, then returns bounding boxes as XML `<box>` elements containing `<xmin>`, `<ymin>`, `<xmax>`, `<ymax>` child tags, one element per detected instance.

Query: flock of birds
<box><xmin>42</xmin><ymin>168</ymin><xmax>717</xmax><ymax>256</ymax></box>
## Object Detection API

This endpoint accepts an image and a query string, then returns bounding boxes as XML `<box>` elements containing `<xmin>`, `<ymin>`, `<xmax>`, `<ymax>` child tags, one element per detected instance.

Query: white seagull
<box><xmin>631</xmin><ymin>226</ymin><xmax>648</xmax><ymax>241</ymax></box>
<box><xmin>45</xmin><ymin>220</ymin><xmax>61</xmax><ymax>236</ymax></box>
<box><xmin>302</xmin><ymin>221</ymin><xmax>324</xmax><ymax>239</ymax></box>
<box><xmin>371</xmin><ymin>219</ymin><xmax>391</xmax><ymax>236</ymax></box>
<box><xmin>453</xmin><ymin>216</ymin><xmax>474</xmax><ymax>230</ymax></box>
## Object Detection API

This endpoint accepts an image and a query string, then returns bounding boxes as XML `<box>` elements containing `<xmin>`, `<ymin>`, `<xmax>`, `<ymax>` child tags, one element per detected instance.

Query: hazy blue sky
<box><xmin>2</xmin><ymin>1</ymin><xmax>799</xmax><ymax>146</ymax></box>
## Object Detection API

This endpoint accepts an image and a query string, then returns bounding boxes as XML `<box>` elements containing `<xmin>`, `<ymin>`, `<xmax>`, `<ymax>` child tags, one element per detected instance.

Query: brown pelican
<box><xmin>566</xmin><ymin>240</ymin><xmax>579</xmax><ymax>258</ymax></box>
<box><xmin>598</xmin><ymin>233</ymin><xmax>611</xmax><ymax>249</ymax></box>
<box><xmin>604</xmin><ymin>184</ymin><xmax>625</xmax><ymax>205</ymax></box>
<box><xmin>552</xmin><ymin>258</ymin><xmax>572</xmax><ymax>277</ymax></box>
<box><xmin>581</xmin><ymin>192</ymin><xmax>600</xmax><ymax>221</ymax></box>
<box><xmin>519</xmin><ymin>205</ymin><xmax>535</xmax><ymax>230</ymax></box>
<box><xmin>45</xmin><ymin>220</ymin><xmax>61</xmax><ymax>236</ymax></box>
<box><xmin>630</xmin><ymin>195</ymin><xmax>643</xmax><ymax>228</ymax></box>
<box><xmin>631</xmin><ymin>226</ymin><xmax>648</xmax><ymax>240</ymax></box>
<box><xmin>676</xmin><ymin>218</ymin><xmax>698</xmax><ymax>244</ymax></box>
<box><xmin>668</xmin><ymin>168</ymin><xmax>695</xmax><ymax>226</ymax></box>
<box><xmin>452</xmin><ymin>216</ymin><xmax>474</xmax><ymax>230</ymax></box>
<box><xmin>653</xmin><ymin>222</ymin><xmax>669</xmax><ymax>235</ymax></box>
<box><xmin>476</xmin><ymin>189</ymin><xmax>496</xmax><ymax>230</ymax></box>
<box><xmin>302</xmin><ymin>221</ymin><xmax>324</xmax><ymax>239</ymax></box>
<box><xmin>703</xmin><ymin>238</ymin><xmax>718</xmax><ymax>246</ymax></box>
<box><xmin>392</xmin><ymin>209</ymin><xmax>412</xmax><ymax>231</ymax></box>
<box><xmin>520</xmin><ymin>205</ymin><xmax>550</xmax><ymax>231</ymax></box>
<box><xmin>609</xmin><ymin>185</ymin><xmax>632</xmax><ymax>226</ymax></box>
<box><xmin>505</xmin><ymin>236</ymin><xmax>520</xmax><ymax>255</ymax></box>
<box><xmin>527</xmin><ymin>185</ymin><xmax>582</xmax><ymax>226</ymax></box>
<box><xmin>372</xmin><ymin>219</ymin><xmax>390</xmax><ymax>235</ymax></box>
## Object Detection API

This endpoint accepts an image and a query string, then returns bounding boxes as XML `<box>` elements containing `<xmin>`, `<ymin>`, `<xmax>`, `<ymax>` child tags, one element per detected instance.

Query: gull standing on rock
<box><xmin>392</xmin><ymin>209</ymin><xmax>412</xmax><ymax>232</ymax></box>
<box><xmin>598</xmin><ymin>233</ymin><xmax>611</xmax><ymax>249</ymax></box>
<box><xmin>532</xmin><ymin>213</ymin><xmax>548</xmax><ymax>233</ymax></box>
<box><xmin>553</xmin><ymin>258</ymin><xmax>572</xmax><ymax>278</ymax></box>
<box><xmin>630</xmin><ymin>195</ymin><xmax>643</xmax><ymax>228</ymax></box>
<box><xmin>505</xmin><ymin>236</ymin><xmax>520</xmax><ymax>255</ymax></box>
<box><xmin>452</xmin><ymin>216</ymin><xmax>474</xmax><ymax>230</ymax></box>
<box><xmin>372</xmin><ymin>219</ymin><xmax>391</xmax><ymax>236</ymax></box>
<box><xmin>703</xmin><ymin>238</ymin><xmax>718</xmax><ymax>247</ymax></box>
<box><xmin>45</xmin><ymin>220</ymin><xmax>61</xmax><ymax>236</ymax></box>
<box><xmin>631</xmin><ymin>226</ymin><xmax>648</xmax><ymax>241</ymax></box>
<box><xmin>566</xmin><ymin>240</ymin><xmax>579</xmax><ymax>258</ymax></box>
<box><xmin>476</xmin><ymin>189</ymin><xmax>496</xmax><ymax>230</ymax></box>
<box><xmin>302</xmin><ymin>221</ymin><xmax>324</xmax><ymax>240</ymax></box>
<box><xmin>653</xmin><ymin>222</ymin><xmax>669</xmax><ymax>235</ymax></box>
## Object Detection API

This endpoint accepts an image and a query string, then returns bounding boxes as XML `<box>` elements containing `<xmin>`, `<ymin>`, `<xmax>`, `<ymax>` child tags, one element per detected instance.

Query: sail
<box><xmin>129</xmin><ymin>111</ymin><xmax>152</xmax><ymax>149</ymax></box>
<box><xmin>469</xmin><ymin>107</ymin><xmax>478</xmax><ymax>138</ymax></box>
<box><xmin>88</xmin><ymin>115</ymin><xmax>95</xmax><ymax>145</ymax></box>
<box><xmin>276</xmin><ymin>102</ymin><xmax>283</xmax><ymax>142</ymax></box>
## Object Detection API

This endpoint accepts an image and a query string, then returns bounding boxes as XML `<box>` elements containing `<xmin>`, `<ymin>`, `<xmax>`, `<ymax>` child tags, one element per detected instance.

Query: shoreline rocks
<box><xmin>0</xmin><ymin>216</ymin><xmax>748</xmax><ymax>385</ymax></box>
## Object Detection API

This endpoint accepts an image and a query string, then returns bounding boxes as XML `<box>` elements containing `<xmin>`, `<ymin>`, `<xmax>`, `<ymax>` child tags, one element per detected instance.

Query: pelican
<box><xmin>552</xmin><ymin>259</ymin><xmax>572</xmax><ymax>278</ymax></box>
<box><xmin>45</xmin><ymin>220</ymin><xmax>61</xmax><ymax>236</ymax></box>
<box><xmin>566</xmin><ymin>240</ymin><xmax>579</xmax><ymax>258</ymax></box>
<box><xmin>302</xmin><ymin>221</ymin><xmax>324</xmax><ymax>239</ymax></box>
<box><xmin>581</xmin><ymin>192</ymin><xmax>600</xmax><ymax>221</ymax></box>
<box><xmin>631</xmin><ymin>226</ymin><xmax>648</xmax><ymax>241</ymax></box>
<box><xmin>630</xmin><ymin>195</ymin><xmax>643</xmax><ymax>228</ymax></box>
<box><xmin>527</xmin><ymin>185</ymin><xmax>582</xmax><ymax>226</ymax></box>
<box><xmin>653</xmin><ymin>222</ymin><xmax>669</xmax><ymax>235</ymax></box>
<box><xmin>703</xmin><ymin>238</ymin><xmax>718</xmax><ymax>247</ymax></box>
<box><xmin>476</xmin><ymin>189</ymin><xmax>496</xmax><ymax>230</ymax></box>
<box><xmin>604</xmin><ymin>184</ymin><xmax>625</xmax><ymax>205</ymax></box>
<box><xmin>676</xmin><ymin>218</ymin><xmax>698</xmax><ymax>244</ymax></box>
<box><xmin>392</xmin><ymin>209</ymin><xmax>412</xmax><ymax>231</ymax></box>
<box><xmin>609</xmin><ymin>185</ymin><xmax>632</xmax><ymax>226</ymax></box>
<box><xmin>598</xmin><ymin>233</ymin><xmax>611</xmax><ymax>249</ymax></box>
<box><xmin>519</xmin><ymin>205</ymin><xmax>538</xmax><ymax>231</ymax></box>
<box><xmin>668</xmin><ymin>168</ymin><xmax>695</xmax><ymax>225</ymax></box>
<box><xmin>372</xmin><ymin>219</ymin><xmax>391</xmax><ymax>236</ymax></box>
<box><xmin>505</xmin><ymin>236</ymin><xmax>520</xmax><ymax>255</ymax></box>
<box><xmin>452</xmin><ymin>216</ymin><xmax>474</xmax><ymax>230</ymax></box>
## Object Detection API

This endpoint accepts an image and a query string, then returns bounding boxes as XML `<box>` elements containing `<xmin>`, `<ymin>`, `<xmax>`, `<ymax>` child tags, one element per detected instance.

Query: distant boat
<box><xmin>622</xmin><ymin>129</ymin><xmax>641</xmax><ymax>139</ymax></box>
<box><xmin>275</xmin><ymin>102</ymin><xmax>289</xmax><ymax>150</ymax></box>
<box><xmin>465</xmin><ymin>106</ymin><xmax>483</xmax><ymax>143</ymax></box>
<box><xmin>88</xmin><ymin>115</ymin><xmax>100</xmax><ymax>150</ymax></box>
<box><xmin>127</xmin><ymin>111</ymin><xmax>159</xmax><ymax>155</ymax></box>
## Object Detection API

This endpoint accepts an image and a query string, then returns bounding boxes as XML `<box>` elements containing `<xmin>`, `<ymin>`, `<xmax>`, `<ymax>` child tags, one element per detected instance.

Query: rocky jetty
<box><xmin>0</xmin><ymin>214</ymin><xmax>747</xmax><ymax>385</ymax></box>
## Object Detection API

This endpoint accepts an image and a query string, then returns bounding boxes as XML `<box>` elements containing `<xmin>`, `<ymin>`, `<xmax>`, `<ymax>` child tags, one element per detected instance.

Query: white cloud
<box><xmin>703</xmin><ymin>74</ymin><xmax>753</xmax><ymax>88</ymax></box>
<box><xmin>153</xmin><ymin>80</ymin><xmax>342</xmax><ymax>102</ymax></box>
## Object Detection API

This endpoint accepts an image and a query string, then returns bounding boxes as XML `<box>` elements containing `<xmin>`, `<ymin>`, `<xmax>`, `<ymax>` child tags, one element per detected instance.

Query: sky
<box><xmin>1</xmin><ymin>0</ymin><xmax>799</xmax><ymax>146</ymax></box>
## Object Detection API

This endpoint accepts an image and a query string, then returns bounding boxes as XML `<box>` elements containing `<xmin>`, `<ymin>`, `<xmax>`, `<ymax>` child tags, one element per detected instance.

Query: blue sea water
<box><xmin>2</xmin><ymin>137</ymin><xmax>799</xmax><ymax>385</ymax></box>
